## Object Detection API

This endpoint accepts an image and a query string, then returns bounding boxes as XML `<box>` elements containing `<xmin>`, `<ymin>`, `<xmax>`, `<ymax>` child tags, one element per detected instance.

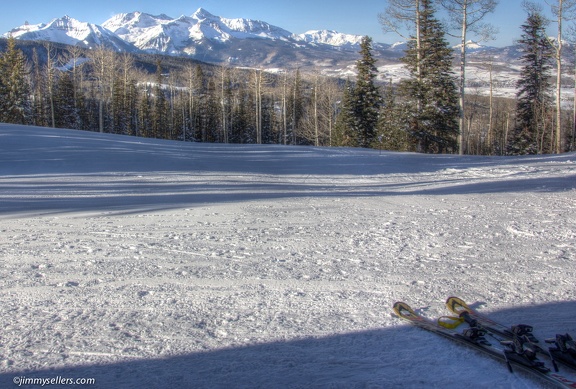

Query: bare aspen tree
<box><xmin>321</xmin><ymin>78</ymin><xmax>341</xmax><ymax>146</ymax></box>
<box><xmin>216</xmin><ymin>65</ymin><xmax>231</xmax><ymax>143</ymax></box>
<box><xmin>440</xmin><ymin>0</ymin><xmax>498</xmax><ymax>155</ymax></box>
<box><xmin>253</xmin><ymin>69</ymin><xmax>263</xmax><ymax>144</ymax></box>
<box><xmin>91</xmin><ymin>46</ymin><xmax>115</xmax><ymax>133</ymax></box>
<box><xmin>312</xmin><ymin>74</ymin><xmax>320</xmax><ymax>146</ymax></box>
<box><xmin>120</xmin><ymin>54</ymin><xmax>134</xmax><ymax>111</ymax></box>
<box><xmin>44</xmin><ymin>43</ymin><xmax>57</xmax><ymax>128</ymax></box>
<box><xmin>31</xmin><ymin>48</ymin><xmax>45</xmax><ymax>127</ymax></box>
<box><xmin>378</xmin><ymin>0</ymin><xmax>426</xmax><ymax>151</ymax></box>
<box><xmin>291</xmin><ymin>70</ymin><xmax>304</xmax><ymax>145</ymax></box>
<box><xmin>185</xmin><ymin>64</ymin><xmax>196</xmax><ymax>140</ymax></box>
<box><xmin>64</xmin><ymin>45</ymin><xmax>85</xmax><ymax>113</ymax></box>
<box><xmin>488</xmin><ymin>59</ymin><xmax>494</xmax><ymax>153</ymax></box>
<box><xmin>545</xmin><ymin>0</ymin><xmax>576</xmax><ymax>153</ymax></box>
<box><xmin>573</xmin><ymin>68</ymin><xmax>576</xmax><ymax>150</ymax></box>
<box><xmin>168</xmin><ymin>71</ymin><xmax>176</xmax><ymax>139</ymax></box>
<box><xmin>282</xmin><ymin>70</ymin><xmax>288</xmax><ymax>145</ymax></box>
<box><xmin>183</xmin><ymin>64</ymin><xmax>204</xmax><ymax>141</ymax></box>
<box><xmin>379</xmin><ymin>0</ymin><xmax>423</xmax><ymax>83</ymax></box>
<box><xmin>250</xmin><ymin>69</ymin><xmax>273</xmax><ymax>144</ymax></box>
<box><xmin>228</xmin><ymin>67</ymin><xmax>241</xmax><ymax>143</ymax></box>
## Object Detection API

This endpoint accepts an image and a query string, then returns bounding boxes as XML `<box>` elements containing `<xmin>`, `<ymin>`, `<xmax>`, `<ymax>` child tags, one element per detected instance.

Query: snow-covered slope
<box><xmin>0</xmin><ymin>124</ymin><xmax>575</xmax><ymax>388</ymax></box>
<box><xmin>4</xmin><ymin>15</ymin><xmax>135</xmax><ymax>51</ymax></box>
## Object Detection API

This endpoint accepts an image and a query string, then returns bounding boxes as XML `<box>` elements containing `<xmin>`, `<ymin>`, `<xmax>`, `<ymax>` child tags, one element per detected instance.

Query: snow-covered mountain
<box><xmin>5</xmin><ymin>15</ymin><xmax>136</xmax><ymax>52</ymax></box>
<box><xmin>102</xmin><ymin>8</ymin><xmax>296</xmax><ymax>55</ymax></box>
<box><xmin>297</xmin><ymin>30</ymin><xmax>373</xmax><ymax>50</ymax></box>
<box><xmin>3</xmin><ymin>8</ymin><xmax>387</xmax><ymax>68</ymax></box>
<box><xmin>1</xmin><ymin>8</ymin><xmax>542</xmax><ymax>86</ymax></box>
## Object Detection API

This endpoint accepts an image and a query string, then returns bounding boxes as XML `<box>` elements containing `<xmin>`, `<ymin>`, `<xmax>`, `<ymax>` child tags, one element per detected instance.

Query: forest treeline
<box><xmin>0</xmin><ymin>1</ymin><xmax>575</xmax><ymax>154</ymax></box>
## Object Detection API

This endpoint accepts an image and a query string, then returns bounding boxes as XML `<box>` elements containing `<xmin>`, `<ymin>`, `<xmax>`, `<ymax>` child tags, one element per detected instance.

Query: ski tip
<box><xmin>392</xmin><ymin>301</ymin><xmax>409</xmax><ymax>311</ymax></box>
<box><xmin>392</xmin><ymin>301</ymin><xmax>417</xmax><ymax>319</ymax></box>
<box><xmin>445</xmin><ymin>296</ymin><xmax>472</xmax><ymax>313</ymax></box>
<box><xmin>446</xmin><ymin>296</ymin><xmax>465</xmax><ymax>304</ymax></box>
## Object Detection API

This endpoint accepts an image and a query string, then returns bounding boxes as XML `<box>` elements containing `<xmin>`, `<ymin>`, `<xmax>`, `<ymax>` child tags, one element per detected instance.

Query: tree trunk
<box><xmin>458</xmin><ymin>3</ymin><xmax>467</xmax><ymax>155</ymax></box>
<box><xmin>555</xmin><ymin>0</ymin><xmax>563</xmax><ymax>153</ymax></box>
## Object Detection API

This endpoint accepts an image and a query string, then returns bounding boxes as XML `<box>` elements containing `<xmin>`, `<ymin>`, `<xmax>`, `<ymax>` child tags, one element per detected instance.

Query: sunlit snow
<box><xmin>0</xmin><ymin>124</ymin><xmax>575</xmax><ymax>388</ymax></box>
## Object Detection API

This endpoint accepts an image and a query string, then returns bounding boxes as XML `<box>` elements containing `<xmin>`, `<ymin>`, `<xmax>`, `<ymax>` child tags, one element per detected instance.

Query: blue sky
<box><xmin>0</xmin><ymin>0</ymin><xmax>558</xmax><ymax>47</ymax></box>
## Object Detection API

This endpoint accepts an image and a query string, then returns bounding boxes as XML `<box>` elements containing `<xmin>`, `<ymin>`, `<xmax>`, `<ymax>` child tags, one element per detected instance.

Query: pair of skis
<box><xmin>446</xmin><ymin>297</ymin><xmax>576</xmax><ymax>372</ymax></box>
<box><xmin>393</xmin><ymin>297</ymin><xmax>576</xmax><ymax>388</ymax></box>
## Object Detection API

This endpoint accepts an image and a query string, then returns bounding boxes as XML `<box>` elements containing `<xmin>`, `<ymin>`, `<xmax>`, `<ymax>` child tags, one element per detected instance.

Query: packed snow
<box><xmin>0</xmin><ymin>124</ymin><xmax>575</xmax><ymax>388</ymax></box>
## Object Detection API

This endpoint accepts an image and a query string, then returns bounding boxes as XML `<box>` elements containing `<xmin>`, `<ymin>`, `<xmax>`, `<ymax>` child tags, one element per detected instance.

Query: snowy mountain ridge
<box><xmin>3</xmin><ymin>8</ymin><xmax>546</xmax><ymax>92</ymax></box>
<box><xmin>101</xmin><ymin>8</ymin><xmax>297</xmax><ymax>55</ymax></box>
<box><xmin>297</xmin><ymin>30</ymin><xmax>366</xmax><ymax>49</ymax></box>
<box><xmin>4</xmin><ymin>9</ymin><xmax>371</xmax><ymax>54</ymax></box>
<box><xmin>5</xmin><ymin>15</ymin><xmax>137</xmax><ymax>52</ymax></box>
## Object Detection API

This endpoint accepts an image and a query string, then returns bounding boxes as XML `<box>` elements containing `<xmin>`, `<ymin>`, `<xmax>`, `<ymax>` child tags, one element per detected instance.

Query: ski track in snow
<box><xmin>0</xmin><ymin>124</ymin><xmax>575</xmax><ymax>388</ymax></box>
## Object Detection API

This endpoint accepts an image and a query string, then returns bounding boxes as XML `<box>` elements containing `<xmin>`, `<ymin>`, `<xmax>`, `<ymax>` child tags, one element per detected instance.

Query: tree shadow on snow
<box><xmin>0</xmin><ymin>172</ymin><xmax>574</xmax><ymax>217</ymax></box>
<box><xmin>2</xmin><ymin>125</ymin><xmax>575</xmax><ymax>217</ymax></box>
<box><xmin>1</xmin><ymin>300</ymin><xmax>575</xmax><ymax>389</ymax></box>
<box><xmin>2</xmin><ymin>124</ymin><xmax>575</xmax><ymax>177</ymax></box>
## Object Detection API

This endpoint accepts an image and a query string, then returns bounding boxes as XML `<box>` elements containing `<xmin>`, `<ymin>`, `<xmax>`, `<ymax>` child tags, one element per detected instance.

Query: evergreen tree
<box><xmin>352</xmin><ymin>36</ymin><xmax>381</xmax><ymax>148</ymax></box>
<box><xmin>231</xmin><ymin>89</ymin><xmax>251</xmax><ymax>143</ymax></box>
<box><xmin>30</xmin><ymin>47</ymin><xmax>49</xmax><ymax>127</ymax></box>
<box><xmin>376</xmin><ymin>81</ymin><xmax>409</xmax><ymax>151</ymax></box>
<box><xmin>204</xmin><ymin>78</ymin><xmax>220</xmax><ymax>142</ymax></box>
<box><xmin>190</xmin><ymin>65</ymin><xmax>206</xmax><ymax>141</ymax></box>
<box><xmin>288</xmin><ymin>69</ymin><xmax>304</xmax><ymax>145</ymax></box>
<box><xmin>139</xmin><ymin>87</ymin><xmax>152</xmax><ymax>138</ymax></box>
<box><xmin>54</xmin><ymin>71</ymin><xmax>79</xmax><ymax>129</ymax></box>
<box><xmin>152</xmin><ymin>60</ymin><xmax>168</xmax><ymax>138</ymax></box>
<box><xmin>509</xmin><ymin>10</ymin><xmax>553</xmax><ymax>155</ymax></box>
<box><xmin>333</xmin><ymin>80</ymin><xmax>356</xmax><ymax>146</ymax></box>
<box><xmin>0</xmin><ymin>36</ymin><xmax>30</xmax><ymax>124</ymax></box>
<box><xmin>399</xmin><ymin>0</ymin><xmax>460</xmax><ymax>153</ymax></box>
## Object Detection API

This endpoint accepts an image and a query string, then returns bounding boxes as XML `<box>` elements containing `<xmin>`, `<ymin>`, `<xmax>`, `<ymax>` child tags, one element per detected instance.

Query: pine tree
<box><xmin>288</xmin><ymin>69</ymin><xmax>304</xmax><ymax>145</ymax></box>
<box><xmin>30</xmin><ymin>47</ymin><xmax>49</xmax><ymax>127</ymax></box>
<box><xmin>0</xmin><ymin>36</ymin><xmax>30</xmax><ymax>124</ymax></box>
<box><xmin>509</xmin><ymin>10</ymin><xmax>553</xmax><ymax>155</ymax></box>
<box><xmin>399</xmin><ymin>0</ymin><xmax>460</xmax><ymax>153</ymax></box>
<box><xmin>54</xmin><ymin>71</ymin><xmax>79</xmax><ymax>129</ymax></box>
<box><xmin>204</xmin><ymin>78</ymin><xmax>220</xmax><ymax>142</ymax></box>
<box><xmin>189</xmin><ymin>65</ymin><xmax>205</xmax><ymax>141</ymax></box>
<box><xmin>231</xmin><ymin>89</ymin><xmax>251</xmax><ymax>143</ymax></box>
<box><xmin>352</xmin><ymin>36</ymin><xmax>381</xmax><ymax>148</ymax></box>
<box><xmin>139</xmin><ymin>87</ymin><xmax>152</xmax><ymax>138</ymax></box>
<box><xmin>152</xmin><ymin>60</ymin><xmax>168</xmax><ymax>138</ymax></box>
<box><xmin>333</xmin><ymin>80</ymin><xmax>356</xmax><ymax>147</ymax></box>
<box><xmin>376</xmin><ymin>81</ymin><xmax>409</xmax><ymax>151</ymax></box>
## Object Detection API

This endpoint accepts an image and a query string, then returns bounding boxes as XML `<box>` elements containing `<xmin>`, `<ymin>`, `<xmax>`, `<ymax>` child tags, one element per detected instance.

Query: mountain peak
<box><xmin>298</xmin><ymin>30</ymin><xmax>365</xmax><ymax>47</ymax></box>
<box><xmin>46</xmin><ymin>15</ymin><xmax>83</xmax><ymax>28</ymax></box>
<box><xmin>5</xmin><ymin>14</ymin><xmax>135</xmax><ymax>51</ymax></box>
<box><xmin>192</xmin><ymin>8</ymin><xmax>216</xmax><ymax>20</ymax></box>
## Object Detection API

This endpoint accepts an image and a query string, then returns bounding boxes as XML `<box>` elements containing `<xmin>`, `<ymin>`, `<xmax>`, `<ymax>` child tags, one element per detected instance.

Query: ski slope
<box><xmin>0</xmin><ymin>124</ymin><xmax>575</xmax><ymax>388</ymax></box>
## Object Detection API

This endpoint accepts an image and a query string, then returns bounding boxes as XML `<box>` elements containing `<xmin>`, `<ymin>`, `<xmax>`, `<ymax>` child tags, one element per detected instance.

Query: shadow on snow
<box><xmin>1</xmin><ymin>301</ymin><xmax>575</xmax><ymax>389</ymax></box>
<box><xmin>1</xmin><ymin>125</ymin><xmax>574</xmax><ymax>217</ymax></box>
